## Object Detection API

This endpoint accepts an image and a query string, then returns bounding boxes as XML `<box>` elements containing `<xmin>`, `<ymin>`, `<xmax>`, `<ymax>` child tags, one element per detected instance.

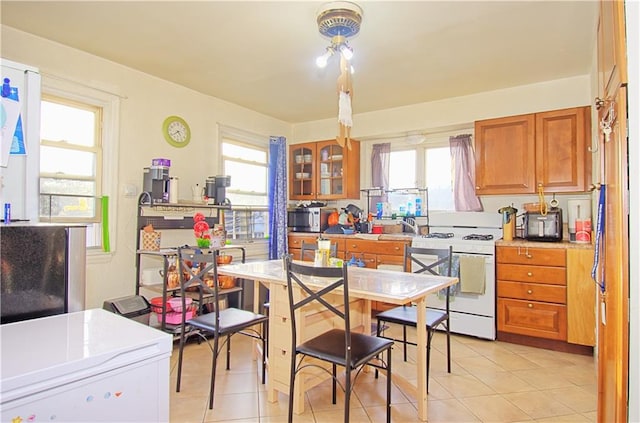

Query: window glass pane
<box><xmin>425</xmin><ymin>147</ymin><xmax>454</xmax><ymax>211</ymax></box>
<box><xmin>226</xmin><ymin>193</ymin><xmax>268</xmax><ymax>206</ymax></box>
<box><xmin>389</xmin><ymin>150</ymin><xmax>416</xmax><ymax>189</ymax></box>
<box><xmin>40</xmin><ymin>146</ymin><xmax>95</xmax><ymax>176</ymax></box>
<box><xmin>224</xmin><ymin>210</ymin><xmax>268</xmax><ymax>239</ymax></box>
<box><xmin>40</xmin><ymin>177</ymin><xmax>95</xmax><ymax>196</ymax></box>
<box><xmin>39</xmin><ymin>194</ymin><xmax>97</xmax><ymax>219</ymax></box>
<box><xmin>222</xmin><ymin>142</ymin><xmax>266</xmax><ymax>163</ymax></box>
<box><xmin>40</xmin><ymin>100</ymin><xmax>96</xmax><ymax>147</ymax></box>
<box><xmin>225</xmin><ymin>160</ymin><xmax>267</xmax><ymax>193</ymax></box>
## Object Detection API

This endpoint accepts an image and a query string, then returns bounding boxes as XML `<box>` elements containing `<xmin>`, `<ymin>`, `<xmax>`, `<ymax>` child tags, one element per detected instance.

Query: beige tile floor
<box><xmin>170</xmin><ymin>325</ymin><xmax>597</xmax><ymax>423</ymax></box>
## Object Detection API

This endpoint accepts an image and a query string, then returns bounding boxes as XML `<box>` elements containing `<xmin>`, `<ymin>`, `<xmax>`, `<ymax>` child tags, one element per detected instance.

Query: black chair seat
<box><xmin>376</xmin><ymin>305</ymin><xmax>448</xmax><ymax>329</ymax></box>
<box><xmin>188</xmin><ymin>308</ymin><xmax>267</xmax><ymax>335</ymax></box>
<box><xmin>298</xmin><ymin>328</ymin><xmax>393</xmax><ymax>368</ymax></box>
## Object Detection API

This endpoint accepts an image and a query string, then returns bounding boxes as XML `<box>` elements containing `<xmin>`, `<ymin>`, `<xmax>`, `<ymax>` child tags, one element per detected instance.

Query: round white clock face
<box><xmin>168</xmin><ymin>121</ymin><xmax>187</xmax><ymax>142</ymax></box>
<box><xmin>162</xmin><ymin>116</ymin><xmax>191</xmax><ymax>147</ymax></box>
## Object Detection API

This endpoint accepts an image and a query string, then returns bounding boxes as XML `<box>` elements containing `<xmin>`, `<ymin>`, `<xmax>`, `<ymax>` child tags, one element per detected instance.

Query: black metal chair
<box><xmin>284</xmin><ymin>255</ymin><xmax>393</xmax><ymax>423</ymax></box>
<box><xmin>375</xmin><ymin>245</ymin><xmax>454</xmax><ymax>392</ymax></box>
<box><xmin>175</xmin><ymin>246</ymin><xmax>268</xmax><ymax>409</ymax></box>
<box><xmin>300</xmin><ymin>240</ymin><xmax>338</xmax><ymax>261</ymax></box>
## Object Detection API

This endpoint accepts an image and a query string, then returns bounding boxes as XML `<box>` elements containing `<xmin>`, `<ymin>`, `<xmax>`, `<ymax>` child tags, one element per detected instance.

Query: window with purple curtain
<box><xmin>370</xmin><ymin>143</ymin><xmax>390</xmax><ymax>212</ymax></box>
<box><xmin>450</xmin><ymin>134</ymin><xmax>483</xmax><ymax>211</ymax></box>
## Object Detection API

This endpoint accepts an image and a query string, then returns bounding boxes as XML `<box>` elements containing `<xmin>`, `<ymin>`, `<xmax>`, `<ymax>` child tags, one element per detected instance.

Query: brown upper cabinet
<box><xmin>475</xmin><ymin>106</ymin><xmax>592</xmax><ymax>195</ymax></box>
<box><xmin>289</xmin><ymin>139</ymin><xmax>360</xmax><ymax>200</ymax></box>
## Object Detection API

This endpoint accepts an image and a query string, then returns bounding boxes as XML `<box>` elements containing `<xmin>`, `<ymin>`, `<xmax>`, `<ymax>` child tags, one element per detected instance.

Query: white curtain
<box><xmin>370</xmin><ymin>143</ymin><xmax>390</xmax><ymax>212</ymax></box>
<box><xmin>450</xmin><ymin>134</ymin><xmax>483</xmax><ymax>211</ymax></box>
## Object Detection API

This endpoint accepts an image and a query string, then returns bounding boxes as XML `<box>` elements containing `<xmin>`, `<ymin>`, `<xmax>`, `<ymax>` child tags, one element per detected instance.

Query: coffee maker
<box><xmin>143</xmin><ymin>165</ymin><xmax>170</xmax><ymax>204</ymax></box>
<box><xmin>205</xmin><ymin>175</ymin><xmax>231</xmax><ymax>205</ymax></box>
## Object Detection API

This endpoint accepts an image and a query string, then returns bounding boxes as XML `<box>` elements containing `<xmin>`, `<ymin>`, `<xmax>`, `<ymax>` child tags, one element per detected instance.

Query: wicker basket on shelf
<box><xmin>218</xmin><ymin>275</ymin><xmax>236</xmax><ymax>289</ymax></box>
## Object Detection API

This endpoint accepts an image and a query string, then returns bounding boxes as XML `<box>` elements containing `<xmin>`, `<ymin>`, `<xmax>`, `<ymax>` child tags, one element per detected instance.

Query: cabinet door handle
<box><xmin>528</xmin><ymin>303</ymin><xmax>533</xmax><ymax>308</ymax></box>
<box><xmin>527</xmin><ymin>272</ymin><xmax>533</xmax><ymax>277</ymax></box>
<box><xmin>394</xmin><ymin>246</ymin><xmax>400</xmax><ymax>251</ymax></box>
<box><xmin>527</xmin><ymin>289</ymin><xmax>533</xmax><ymax>294</ymax></box>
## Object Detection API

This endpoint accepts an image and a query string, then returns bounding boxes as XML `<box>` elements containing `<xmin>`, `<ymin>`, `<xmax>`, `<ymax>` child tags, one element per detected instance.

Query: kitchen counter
<box><xmin>319</xmin><ymin>232</ymin><xmax>416</xmax><ymax>242</ymax></box>
<box><xmin>496</xmin><ymin>238</ymin><xmax>594</xmax><ymax>250</ymax></box>
<box><xmin>295</xmin><ymin>232</ymin><xmax>595</xmax><ymax>250</ymax></box>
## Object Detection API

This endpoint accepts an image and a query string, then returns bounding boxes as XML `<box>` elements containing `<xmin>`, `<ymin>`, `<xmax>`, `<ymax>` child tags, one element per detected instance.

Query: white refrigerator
<box><xmin>0</xmin><ymin>309</ymin><xmax>172</xmax><ymax>422</ymax></box>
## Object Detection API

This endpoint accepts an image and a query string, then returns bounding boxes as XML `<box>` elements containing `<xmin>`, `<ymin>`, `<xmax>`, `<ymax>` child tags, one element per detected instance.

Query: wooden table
<box><xmin>217</xmin><ymin>259</ymin><xmax>458</xmax><ymax>421</ymax></box>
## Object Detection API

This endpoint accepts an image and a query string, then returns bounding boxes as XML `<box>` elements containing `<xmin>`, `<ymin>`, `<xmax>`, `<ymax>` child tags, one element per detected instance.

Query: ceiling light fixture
<box><xmin>316</xmin><ymin>1</ymin><xmax>363</xmax><ymax>149</ymax></box>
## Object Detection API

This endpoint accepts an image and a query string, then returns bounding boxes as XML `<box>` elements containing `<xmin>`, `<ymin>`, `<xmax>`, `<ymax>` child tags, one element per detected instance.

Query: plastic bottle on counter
<box><xmin>376</xmin><ymin>202</ymin><xmax>383</xmax><ymax>219</ymax></box>
<box><xmin>415</xmin><ymin>198</ymin><xmax>422</xmax><ymax>216</ymax></box>
<box><xmin>407</xmin><ymin>201</ymin><xmax>414</xmax><ymax>216</ymax></box>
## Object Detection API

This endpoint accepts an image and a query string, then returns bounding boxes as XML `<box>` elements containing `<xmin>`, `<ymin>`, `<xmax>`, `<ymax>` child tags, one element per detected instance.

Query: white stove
<box><xmin>411</xmin><ymin>211</ymin><xmax>502</xmax><ymax>340</ymax></box>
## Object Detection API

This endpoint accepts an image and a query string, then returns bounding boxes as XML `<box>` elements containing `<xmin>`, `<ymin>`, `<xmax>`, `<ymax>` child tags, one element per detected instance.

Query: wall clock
<box><xmin>162</xmin><ymin>115</ymin><xmax>191</xmax><ymax>147</ymax></box>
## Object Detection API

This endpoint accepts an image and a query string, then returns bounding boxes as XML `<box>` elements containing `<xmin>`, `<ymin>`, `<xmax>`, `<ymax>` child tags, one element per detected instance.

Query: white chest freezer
<box><xmin>0</xmin><ymin>309</ymin><xmax>172</xmax><ymax>422</ymax></box>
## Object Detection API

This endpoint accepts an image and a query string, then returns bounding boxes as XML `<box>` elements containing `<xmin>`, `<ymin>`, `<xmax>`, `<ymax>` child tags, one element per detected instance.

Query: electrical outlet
<box><xmin>123</xmin><ymin>183</ymin><xmax>138</xmax><ymax>197</ymax></box>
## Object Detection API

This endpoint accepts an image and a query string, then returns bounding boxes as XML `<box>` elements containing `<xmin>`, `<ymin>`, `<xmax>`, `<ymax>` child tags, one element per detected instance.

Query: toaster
<box><xmin>524</xmin><ymin>208</ymin><xmax>563</xmax><ymax>242</ymax></box>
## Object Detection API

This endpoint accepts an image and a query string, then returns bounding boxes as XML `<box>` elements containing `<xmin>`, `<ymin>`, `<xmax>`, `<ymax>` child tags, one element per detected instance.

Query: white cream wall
<box><xmin>1</xmin><ymin>26</ymin><xmax>291</xmax><ymax>308</ymax></box>
<box><xmin>292</xmin><ymin>75</ymin><xmax>594</xmax><ymax>216</ymax></box>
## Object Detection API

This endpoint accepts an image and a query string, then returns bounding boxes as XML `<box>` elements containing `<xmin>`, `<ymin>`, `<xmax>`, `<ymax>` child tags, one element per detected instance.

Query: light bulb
<box><xmin>339</xmin><ymin>43</ymin><xmax>353</xmax><ymax>61</ymax></box>
<box><xmin>316</xmin><ymin>48</ymin><xmax>334</xmax><ymax>68</ymax></box>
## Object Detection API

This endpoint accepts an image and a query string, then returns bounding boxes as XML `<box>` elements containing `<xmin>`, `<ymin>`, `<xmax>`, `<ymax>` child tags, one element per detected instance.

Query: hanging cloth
<box><xmin>336</xmin><ymin>55</ymin><xmax>352</xmax><ymax>150</ymax></box>
<box><xmin>449</xmin><ymin>135</ymin><xmax>483</xmax><ymax>211</ymax></box>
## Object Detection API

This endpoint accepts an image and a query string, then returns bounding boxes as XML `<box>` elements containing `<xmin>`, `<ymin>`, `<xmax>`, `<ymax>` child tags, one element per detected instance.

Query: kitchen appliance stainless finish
<box><xmin>411</xmin><ymin>211</ymin><xmax>502</xmax><ymax>340</ymax></box>
<box><xmin>524</xmin><ymin>208</ymin><xmax>563</xmax><ymax>242</ymax></box>
<box><xmin>142</xmin><ymin>166</ymin><xmax>170</xmax><ymax>204</ymax></box>
<box><xmin>212</xmin><ymin>175</ymin><xmax>231</xmax><ymax>205</ymax></box>
<box><xmin>287</xmin><ymin>207</ymin><xmax>335</xmax><ymax>233</ymax></box>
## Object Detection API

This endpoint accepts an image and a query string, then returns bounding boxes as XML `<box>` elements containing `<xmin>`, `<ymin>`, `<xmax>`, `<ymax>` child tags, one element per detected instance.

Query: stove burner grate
<box><xmin>423</xmin><ymin>232</ymin><xmax>455</xmax><ymax>239</ymax></box>
<box><xmin>462</xmin><ymin>234</ymin><xmax>494</xmax><ymax>241</ymax></box>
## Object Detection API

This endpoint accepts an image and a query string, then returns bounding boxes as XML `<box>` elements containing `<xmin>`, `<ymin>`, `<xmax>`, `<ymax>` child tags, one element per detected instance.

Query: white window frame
<box><xmin>217</xmin><ymin>125</ymin><xmax>269</xmax><ymax>206</ymax></box>
<box><xmin>40</xmin><ymin>94</ymin><xmax>103</xmax><ymax>223</ymax></box>
<box><xmin>41</xmin><ymin>76</ymin><xmax>120</xmax><ymax>258</ymax></box>
<box><xmin>389</xmin><ymin>145</ymin><xmax>420</xmax><ymax>189</ymax></box>
<box><xmin>365</xmin><ymin>129</ymin><xmax>472</xmax><ymax>212</ymax></box>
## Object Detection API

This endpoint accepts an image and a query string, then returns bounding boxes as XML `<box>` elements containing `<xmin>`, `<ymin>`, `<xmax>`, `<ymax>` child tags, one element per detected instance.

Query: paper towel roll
<box><xmin>169</xmin><ymin>177</ymin><xmax>179</xmax><ymax>203</ymax></box>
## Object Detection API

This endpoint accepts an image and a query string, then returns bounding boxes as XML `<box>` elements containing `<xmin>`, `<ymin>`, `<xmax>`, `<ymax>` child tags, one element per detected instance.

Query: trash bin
<box><xmin>103</xmin><ymin>295</ymin><xmax>151</xmax><ymax>325</ymax></box>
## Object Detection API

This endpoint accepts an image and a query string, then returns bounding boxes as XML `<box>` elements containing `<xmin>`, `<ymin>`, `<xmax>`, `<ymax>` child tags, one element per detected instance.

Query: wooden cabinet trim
<box><xmin>289</xmin><ymin>140</ymin><xmax>360</xmax><ymax>200</ymax></box>
<box><xmin>475</xmin><ymin>106</ymin><xmax>592</xmax><ymax>195</ymax></box>
<box><xmin>497</xmin><ymin>246</ymin><xmax>566</xmax><ymax>266</ymax></box>
<box><xmin>498</xmin><ymin>280</ymin><xmax>567</xmax><ymax>304</ymax></box>
<box><xmin>497</xmin><ymin>263</ymin><xmax>566</xmax><ymax>285</ymax></box>
<box><xmin>498</xmin><ymin>298</ymin><xmax>567</xmax><ymax>341</ymax></box>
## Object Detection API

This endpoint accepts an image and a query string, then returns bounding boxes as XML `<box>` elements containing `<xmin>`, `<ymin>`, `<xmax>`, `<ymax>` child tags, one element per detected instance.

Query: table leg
<box><xmin>415</xmin><ymin>296</ymin><xmax>428</xmax><ymax>421</ymax></box>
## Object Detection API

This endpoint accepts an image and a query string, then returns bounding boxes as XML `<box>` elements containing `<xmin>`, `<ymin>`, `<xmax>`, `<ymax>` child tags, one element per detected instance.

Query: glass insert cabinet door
<box><xmin>318</xmin><ymin>142</ymin><xmax>345</xmax><ymax>198</ymax></box>
<box><xmin>290</xmin><ymin>144</ymin><xmax>316</xmax><ymax>198</ymax></box>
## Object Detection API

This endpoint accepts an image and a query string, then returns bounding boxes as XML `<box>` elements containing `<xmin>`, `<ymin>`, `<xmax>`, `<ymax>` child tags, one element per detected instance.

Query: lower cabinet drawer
<box><xmin>357</xmin><ymin>253</ymin><xmax>377</xmax><ymax>268</ymax></box>
<box><xmin>497</xmin><ymin>263</ymin><xmax>566</xmax><ymax>285</ymax></box>
<box><xmin>497</xmin><ymin>280</ymin><xmax>566</xmax><ymax>304</ymax></box>
<box><xmin>497</xmin><ymin>298</ymin><xmax>567</xmax><ymax>341</ymax></box>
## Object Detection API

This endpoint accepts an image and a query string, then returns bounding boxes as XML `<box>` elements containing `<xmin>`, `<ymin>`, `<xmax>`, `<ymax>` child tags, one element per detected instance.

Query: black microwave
<box><xmin>524</xmin><ymin>209</ymin><xmax>563</xmax><ymax>242</ymax></box>
<box><xmin>287</xmin><ymin>207</ymin><xmax>334</xmax><ymax>233</ymax></box>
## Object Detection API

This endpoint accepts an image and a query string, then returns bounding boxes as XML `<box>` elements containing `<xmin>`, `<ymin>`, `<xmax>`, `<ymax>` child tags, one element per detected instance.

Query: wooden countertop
<box><xmin>496</xmin><ymin>238</ymin><xmax>594</xmax><ymax>250</ymax></box>
<box><xmin>291</xmin><ymin>232</ymin><xmax>415</xmax><ymax>242</ymax></box>
<box><xmin>291</xmin><ymin>232</ymin><xmax>594</xmax><ymax>250</ymax></box>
